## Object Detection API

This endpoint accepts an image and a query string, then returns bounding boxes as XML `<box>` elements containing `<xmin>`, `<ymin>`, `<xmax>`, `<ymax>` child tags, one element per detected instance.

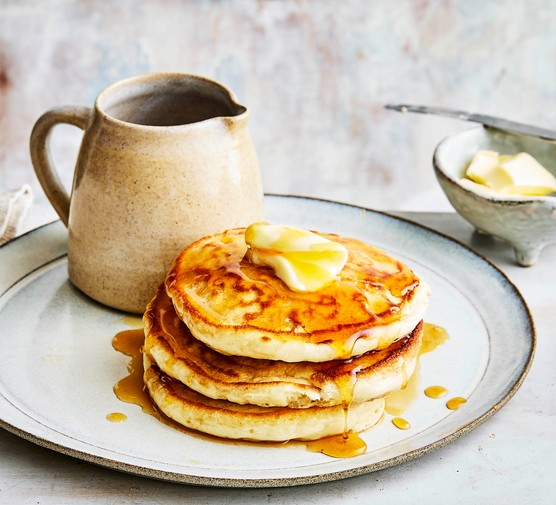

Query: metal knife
<box><xmin>385</xmin><ymin>104</ymin><xmax>556</xmax><ymax>141</ymax></box>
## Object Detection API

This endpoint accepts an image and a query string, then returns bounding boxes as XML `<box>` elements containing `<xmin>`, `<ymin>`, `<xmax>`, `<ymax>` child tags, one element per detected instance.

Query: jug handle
<box><xmin>29</xmin><ymin>105</ymin><xmax>92</xmax><ymax>226</ymax></box>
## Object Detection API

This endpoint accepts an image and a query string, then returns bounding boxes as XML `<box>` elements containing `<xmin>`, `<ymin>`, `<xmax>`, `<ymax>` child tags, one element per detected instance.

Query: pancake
<box><xmin>144</xmin><ymin>285</ymin><xmax>423</xmax><ymax>408</ymax></box>
<box><xmin>165</xmin><ymin>227</ymin><xmax>430</xmax><ymax>362</ymax></box>
<box><xmin>143</xmin><ymin>354</ymin><xmax>385</xmax><ymax>442</ymax></box>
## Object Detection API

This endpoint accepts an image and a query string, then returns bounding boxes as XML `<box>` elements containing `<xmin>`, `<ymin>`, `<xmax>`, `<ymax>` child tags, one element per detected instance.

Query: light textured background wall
<box><xmin>1</xmin><ymin>0</ymin><xmax>555</xmax><ymax>227</ymax></box>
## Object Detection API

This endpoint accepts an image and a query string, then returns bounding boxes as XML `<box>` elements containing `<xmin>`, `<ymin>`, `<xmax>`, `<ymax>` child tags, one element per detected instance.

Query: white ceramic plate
<box><xmin>0</xmin><ymin>195</ymin><xmax>534</xmax><ymax>487</ymax></box>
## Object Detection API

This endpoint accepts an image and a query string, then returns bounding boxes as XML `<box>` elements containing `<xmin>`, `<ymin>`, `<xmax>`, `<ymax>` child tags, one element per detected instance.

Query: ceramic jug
<box><xmin>30</xmin><ymin>73</ymin><xmax>263</xmax><ymax>314</ymax></box>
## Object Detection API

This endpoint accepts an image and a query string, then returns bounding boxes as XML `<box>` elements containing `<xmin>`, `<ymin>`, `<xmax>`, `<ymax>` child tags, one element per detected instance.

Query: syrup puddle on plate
<box><xmin>106</xmin><ymin>412</ymin><xmax>128</xmax><ymax>423</ymax></box>
<box><xmin>306</xmin><ymin>429</ymin><xmax>368</xmax><ymax>458</ymax></box>
<box><xmin>112</xmin><ymin>329</ymin><xmax>157</xmax><ymax>416</ymax></box>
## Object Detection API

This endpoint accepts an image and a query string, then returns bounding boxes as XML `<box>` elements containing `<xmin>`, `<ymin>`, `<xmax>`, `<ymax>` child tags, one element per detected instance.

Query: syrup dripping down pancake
<box><xmin>165</xmin><ymin>228</ymin><xmax>430</xmax><ymax>362</ymax></box>
<box><xmin>144</xmin><ymin>286</ymin><xmax>423</xmax><ymax>408</ymax></box>
<box><xmin>143</xmin><ymin>355</ymin><xmax>385</xmax><ymax>442</ymax></box>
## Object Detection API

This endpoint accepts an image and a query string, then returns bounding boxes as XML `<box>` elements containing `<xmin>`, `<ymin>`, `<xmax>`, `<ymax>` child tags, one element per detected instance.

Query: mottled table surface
<box><xmin>1</xmin><ymin>212</ymin><xmax>554</xmax><ymax>504</ymax></box>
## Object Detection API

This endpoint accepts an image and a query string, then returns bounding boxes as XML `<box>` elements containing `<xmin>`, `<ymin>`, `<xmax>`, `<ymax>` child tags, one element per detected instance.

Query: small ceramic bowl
<box><xmin>433</xmin><ymin>126</ymin><xmax>556</xmax><ymax>266</ymax></box>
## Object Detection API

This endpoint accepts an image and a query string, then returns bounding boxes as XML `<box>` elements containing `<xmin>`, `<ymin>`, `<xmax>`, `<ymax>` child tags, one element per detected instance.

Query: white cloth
<box><xmin>0</xmin><ymin>185</ymin><xmax>33</xmax><ymax>245</ymax></box>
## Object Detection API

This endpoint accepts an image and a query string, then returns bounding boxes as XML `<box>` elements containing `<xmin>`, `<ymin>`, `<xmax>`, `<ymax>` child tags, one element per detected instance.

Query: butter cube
<box><xmin>465</xmin><ymin>150</ymin><xmax>500</xmax><ymax>185</ymax></box>
<box><xmin>498</xmin><ymin>153</ymin><xmax>556</xmax><ymax>196</ymax></box>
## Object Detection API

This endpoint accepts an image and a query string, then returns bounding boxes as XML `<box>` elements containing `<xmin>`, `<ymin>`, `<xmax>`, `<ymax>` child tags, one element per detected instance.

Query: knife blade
<box><xmin>385</xmin><ymin>104</ymin><xmax>556</xmax><ymax>141</ymax></box>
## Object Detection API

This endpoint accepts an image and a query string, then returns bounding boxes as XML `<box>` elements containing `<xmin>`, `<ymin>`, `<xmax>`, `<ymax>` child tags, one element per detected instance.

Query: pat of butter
<box><xmin>462</xmin><ymin>150</ymin><xmax>556</xmax><ymax>196</ymax></box>
<box><xmin>465</xmin><ymin>150</ymin><xmax>500</xmax><ymax>185</ymax></box>
<box><xmin>245</xmin><ymin>222</ymin><xmax>348</xmax><ymax>292</ymax></box>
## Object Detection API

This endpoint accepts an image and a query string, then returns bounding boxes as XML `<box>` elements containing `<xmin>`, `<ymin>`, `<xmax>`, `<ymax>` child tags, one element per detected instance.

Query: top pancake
<box><xmin>166</xmin><ymin>227</ymin><xmax>430</xmax><ymax>362</ymax></box>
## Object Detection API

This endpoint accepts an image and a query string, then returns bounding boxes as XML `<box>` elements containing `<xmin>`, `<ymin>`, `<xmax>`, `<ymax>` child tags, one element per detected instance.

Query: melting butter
<box><xmin>461</xmin><ymin>150</ymin><xmax>556</xmax><ymax>196</ymax></box>
<box><xmin>244</xmin><ymin>222</ymin><xmax>348</xmax><ymax>292</ymax></box>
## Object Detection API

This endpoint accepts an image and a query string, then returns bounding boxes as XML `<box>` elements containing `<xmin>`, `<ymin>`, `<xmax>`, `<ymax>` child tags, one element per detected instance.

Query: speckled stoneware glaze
<box><xmin>30</xmin><ymin>73</ymin><xmax>263</xmax><ymax>313</ymax></box>
<box><xmin>433</xmin><ymin>126</ymin><xmax>556</xmax><ymax>266</ymax></box>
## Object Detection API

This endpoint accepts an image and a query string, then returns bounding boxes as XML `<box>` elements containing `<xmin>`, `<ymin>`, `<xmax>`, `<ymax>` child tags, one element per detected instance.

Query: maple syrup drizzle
<box><xmin>106</xmin><ymin>412</ymin><xmax>128</xmax><ymax>422</ymax></box>
<box><xmin>421</xmin><ymin>325</ymin><xmax>467</xmax><ymax>411</ymax></box>
<box><xmin>388</xmin><ymin>322</ymin><xmax>450</xmax><ymax>429</ymax></box>
<box><xmin>385</xmin><ymin>360</ymin><xmax>421</xmax><ymax>417</ymax></box>
<box><xmin>446</xmin><ymin>397</ymin><xmax>467</xmax><ymax>410</ymax></box>
<box><xmin>112</xmin><ymin>329</ymin><xmax>157</xmax><ymax>416</ymax></box>
<box><xmin>305</xmin><ymin>368</ymin><xmax>368</xmax><ymax>458</ymax></box>
<box><xmin>421</xmin><ymin>323</ymin><xmax>449</xmax><ymax>354</ymax></box>
<box><xmin>391</xmin><ymin>417</ymin><xmax>411</xmax><ymax>430</ymax></box>
<box><xmin>424</xmin><ymin>385</ymin><xmax>448</xmax><ymax>399</ymax></box>
<box><xmin>105</xmin><ymin>318</ymin><xmax>145</xmax><ymax>423</ymax></box>
<box><xmin>306</xmin><ymin>430</ymin><xmax>367</xmax><ymax>458</ymax></box>
<box><xmin>328</xmin><ymin>333</ymin><xmax>363</xmax><ymax>361</ymax></box>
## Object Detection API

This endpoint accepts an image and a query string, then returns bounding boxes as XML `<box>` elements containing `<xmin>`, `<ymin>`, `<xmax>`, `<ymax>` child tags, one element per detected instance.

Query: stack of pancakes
<box><xmin>142</xmin><ymin>227</ymin><xmax>430</xmax><ymax>442</ymax></box>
